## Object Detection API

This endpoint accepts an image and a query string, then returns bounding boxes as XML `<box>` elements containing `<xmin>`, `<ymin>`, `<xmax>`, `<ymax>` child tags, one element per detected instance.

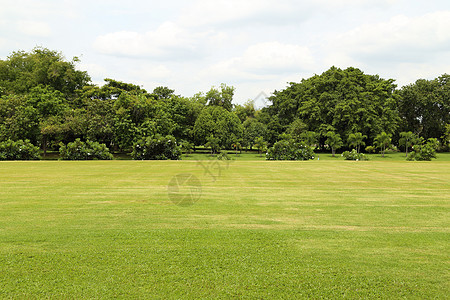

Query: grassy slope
<box><xmin>0</xmin><ymin>161</ymin><xmax>449</xmax><ymax>298</ymax></box>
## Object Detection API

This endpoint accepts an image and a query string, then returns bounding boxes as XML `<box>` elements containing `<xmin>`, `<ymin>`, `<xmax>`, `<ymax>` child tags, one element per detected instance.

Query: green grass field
<box><xmin>0</xmin><ymin>160</ymin><xmax>449</xmax><ymax>298</ymax></box>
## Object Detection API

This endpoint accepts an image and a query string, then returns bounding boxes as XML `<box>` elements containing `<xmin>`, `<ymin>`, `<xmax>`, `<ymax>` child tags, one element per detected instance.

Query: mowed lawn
<box><xmin>0</xmin><ymin>160</ymin><xmax>448</xmax><ymax>298</ymax></box>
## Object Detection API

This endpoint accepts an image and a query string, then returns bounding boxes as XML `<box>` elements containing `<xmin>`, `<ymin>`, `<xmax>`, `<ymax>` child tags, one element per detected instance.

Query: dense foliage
<box><xmin>266</xmin><ymin>135</ymin><xmax>315</xmax><ymax>161</ymax></box>
<box><xmin>406</xmin><ymin>138</ymin><xmax>439</xmax><ymax>161</ymax></box>
<box><xmin>0</xmin><ymin>47</ymin><xmax>448</xmax><ymax>160</ymax></box>
<box><xmin>59</xmin><ymin>139</ymin><xmax>113</xmax><ymax>160</ymax></box>
<box><xmin>131</xmin><ymin>135</ymin><xmax>181</xmax><ymax>160</ymax></box>
<box><xmin>0</xmin><ymin>139</ymin><xmax>40</xmax><ymax>160</ymax></box>
<box><xmin>342</xmin><ymin>149</ymin><xmax>368</xmax><ymax>161</ymax></box>
<box><xmin>264</xmin><ymin>67</ymin><xmax>400</xmax><ymax>144</ymax></box>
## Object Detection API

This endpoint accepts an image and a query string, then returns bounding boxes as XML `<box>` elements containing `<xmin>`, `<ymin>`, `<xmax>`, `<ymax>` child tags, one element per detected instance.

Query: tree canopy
<box><xmin>0</xmin><ymin>47</ymin><xmax>448</xmax><ymax>160</ymax></box>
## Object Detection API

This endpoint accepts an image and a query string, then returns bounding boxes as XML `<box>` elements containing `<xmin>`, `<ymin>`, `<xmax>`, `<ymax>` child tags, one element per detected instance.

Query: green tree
<box><xmin>0</xmin><ymin>95</ymin><xmax>40</xmax><ymax>143</ymax></box>
<box><xmin>193</xmin><ymin>106</ymin><xmax>243</xmax><ymax>148</ymax></box>
<box><xmin>231</xmin><ymin>139</ymin><xmax>242</xmax><ymax>156</ymax></box>
<box><xmin>253</xmin><ymin>136</ymin><xmax>268</xmax><ymax>157</ymax></box>
<box><xmin>399</xmin><ymin>131</ymin><xmax>418</xmax><ymax>157</ymax></box>
<box><xmin>398</xmin><ymin>74</ymin><xmax>450</xmax><ymax>140</ymax></box>
<box><xmin>205</xmin><ymin>135</ymin><xmax>220</xmax><ymax>155</ymax></box>
<box><xmin>206</xmin><ymin>83</ymin><xmax>235</xmax><ymax>111</ymax></box>
<box><xmin>348</xmin><ymin>132</ymin><xmax>366</xmax><ymax>153</ymax></box>
<box><xmin>300</xmin><ymin>131</ymin><xmax>318</xmax><ymax>148</ymax></box>
<box><xmin>374</xmin><ymin>132</ymin><xmax>392</xmax><ymax>157</ymax></box>
<box><xmin>234</xmin><ymin>100</ymin><xmax>256</xmax><ymax>122</ymax></box>
<box><xmin>0</xmin><ymin>47</ymin><xmax>90</xmax><ymax>98</ymax></box>
<box><xmin>287</xmin><ymin>119</ymin><xmax>307</xmax><ymax>141</ymax></box>
<box><xmin>180</xmin><ymin>140</ymin><xmax>194</xmax><ymax>156</ymax></box>
<box><xmin>152</xmin><ymin>86</ymin><xmax>175</xmax><ymax>100</ymax></box>
<box><xmin>242</xmin><ymin>118</ymin><xmax>267</xmax><ymax>150</ymax></box>
<box><xmin>325</xmin><ymin>131</ymin><xmax>343</xmax><ymax>157</ymax></box>
<box><xmin>442</xmin><ymin>124</ymin><xmax>450</xmax><ymax>150</ymax></box>
<box><xmin>266</xmin><ymin>66</ymin><xmax>400</xmax><ymax>142</ymax></box>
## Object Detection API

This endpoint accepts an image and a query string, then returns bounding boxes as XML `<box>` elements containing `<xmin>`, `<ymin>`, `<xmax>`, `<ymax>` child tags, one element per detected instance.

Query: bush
<box><xmin>342</xmin><ymin>149</ymin><xmax>368</xmax><ymax>161</ymax></box>
<box><xmin>407</xmin><ymin>138</ymin><xmax>438</xmax><ymax>161</ymax></box>
<box><xmin>0</xmin><ymin>139</ymin><xmax>40</xmax><ymax>160</ymax></box>
<box><xmin>59</xmin><ymin>139</ymin><xmax>113</xmax><ymax>160</ymax></box>
<box><xmin>365</xmin><ymin>146</ymin><xmax>376</xmax><ymax>153</ymax></box>
<box><xmin>132</xmin><ymin>135</ymin><xmax>181</xmax><ymax>160</ymax></box>
<box><xmin>266</xmin><ymin>138</ymin><xmax>315</xmax><ymax>161</ymax></box>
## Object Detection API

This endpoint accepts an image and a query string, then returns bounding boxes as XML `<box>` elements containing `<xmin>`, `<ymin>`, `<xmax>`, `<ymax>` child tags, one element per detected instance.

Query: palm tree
<box><xmin>374</xmin><ymin>132</ymin><xmax>392</xmax><ymax>157</ymax></box>
<box><xmin>399</xmin><ymin>131</ymin><xmax>417</xmax><ymax>157</ymax></box>
<box><xmin>253</xmin><ymin>136</ymin><xmax>268</xmax><ymax>157</ymax></box>
<box><xmin>348</xmin><ymin>132</ymin><xmax>367</xmax><ymax>153</ymax></box>
<box><xmin>231</xmin><ymin>141</ymin><xmax>242</xmax><ymax>156</ymax></box>
<box><xmin>325</xmin><ymin>131</ymin><xmax>343</xmax><ymax>157</ymax></box>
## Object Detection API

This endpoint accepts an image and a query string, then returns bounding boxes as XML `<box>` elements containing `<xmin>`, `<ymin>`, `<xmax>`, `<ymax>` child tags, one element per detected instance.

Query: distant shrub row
<box><xmin>0</xmin><ymin>136</ymin><xmax>439</xmax><ymax>161</ymax></box>
<box><xmin>0</xmin><ymin>135</ymin><xmax>182</xmax><ymax>161</ymax></box>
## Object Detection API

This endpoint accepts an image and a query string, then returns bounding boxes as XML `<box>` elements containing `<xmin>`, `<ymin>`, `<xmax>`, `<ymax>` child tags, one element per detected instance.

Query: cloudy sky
<box><xmin>1</xmin><ymin>0</ymin><xmax>449</xmax><ymax>105</ymax></box>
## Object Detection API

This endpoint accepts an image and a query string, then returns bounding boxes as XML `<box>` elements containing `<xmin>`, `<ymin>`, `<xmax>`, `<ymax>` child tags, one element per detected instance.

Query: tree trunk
<box><xmin>42</xmin><ymin>134</ymin><xmax>47</xmax><ymax>157</ymax></box>
<box><xmin>332</xmin><ymin>148</ymin><xmax>335</xmax><ymax>157</ymax></box>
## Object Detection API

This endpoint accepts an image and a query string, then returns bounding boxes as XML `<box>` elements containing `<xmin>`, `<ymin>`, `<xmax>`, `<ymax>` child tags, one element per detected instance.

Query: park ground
<box><xmin>0</xmin><ymin>159</ymin><xmax>449</xmax><ymax>298</ymax></box>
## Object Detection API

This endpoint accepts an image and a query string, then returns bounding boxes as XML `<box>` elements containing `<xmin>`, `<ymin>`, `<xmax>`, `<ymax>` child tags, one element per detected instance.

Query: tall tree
<box><xmin>193</xmin><ymin>106</ymin><xmax>243</xmax><ymax>148</ymax></box>
<box><xmin>398</xmin><ymin>74</ymin><xmax>450</xmax><ymax>140</ymax></box>
<box><xmin>205</xmin><ymin>135</ymin><xmax>220</xmax><ymax>155</ymax></box>
<box><xmin>242</xmin><ymin>118</ymin><xmax>267</xmax><ymax>150</ymax></box>
<box><xmin>266</xmin><ymin>67</ymin><xmax>400</xmax><ymax>143</ymax></box>
<box><xmin>374</xmin><ymin>132</ymin><xmax>392</xmax><ymax>157</ymax></box>
<box><xmin>399</xmin><ymin>131</ymin><xmax>418</xmax><ymax>157</ymax></box>
<box><xmin>300</xmin><ymin>131</ymin><xmax>319</xmax><ymax>148</ymax></box>
<box><xmin>348</xmin><ymin>132</ymin><xmax>366</xmax><ymax>153</ymax></box>
<box><xmin>325</xmin><ymin>131</ymin><xmax>343</xmax><ymax>157</ymax></box>
<box><xmin>234</xmin><ymin>99</ymin><xmax>256</xmax><ymax>122</ymax></box>
<box><xmin>0</xmin><ymin>47</ymin><xmax>90</xmax><ymax>98</ymax></box>
<box><xmin>206</xmin><ymin>83</ymin><xmax>235</xmax><ymax>111</ymax></box>
<box><xmin>253</xmin><ymin>136</ymin><xmax>268</xmax><ymax>157</ymax></box>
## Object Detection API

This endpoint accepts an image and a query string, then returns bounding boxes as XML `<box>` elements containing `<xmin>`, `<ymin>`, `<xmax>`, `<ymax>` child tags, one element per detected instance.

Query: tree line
<box><xmin>0</xmin><ymin>47</ymin><xmax>449</xmax><ymax>160</ymax></box>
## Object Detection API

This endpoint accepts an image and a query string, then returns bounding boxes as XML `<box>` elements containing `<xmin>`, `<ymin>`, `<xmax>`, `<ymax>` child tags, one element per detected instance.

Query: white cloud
<box><xmin>179</xmin><ymin>0</ymin><xmax>401</xmax><ymax>28</ymax></box>
<box><xmin>205</xmin><ymin>42</ymin><xmax>315</xmax><ymax>82</ymax></box>
<box><xmin>179</xmin><ymin>0</ymin><xmax>329</xmax><ymax>29</ymax></box>
<box><xmin>93</xmin><ymin>22</ymin><xmax>213</xmax><ymax>60</ymax></box>
<box><xmin>130</xmin><ymin>64</ymin><xmax>172</xmax><ymax>81</ymax></box>
<box><xmin>17</xmin><ymin>21</ymin><xmax>52</xmax><ymax>37</ymax></box>
<box><xmin>328</xmin><ymin>11</ymin><xmax>450</xmax><ymax>64</ymax></box>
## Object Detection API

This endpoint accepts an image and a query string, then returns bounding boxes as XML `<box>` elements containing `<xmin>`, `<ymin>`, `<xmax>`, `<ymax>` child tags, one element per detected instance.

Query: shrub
<box><xmin>266</xmin><ymin>138</ymin><xmax>315</xmax><ymax>161</ymax></box>
<box><xmin>59</xmin><ymin>139</ymin><xmax>113</xmax><ymax>160</ymax></box>
<box><xmin>342</xmin><ymin>149</ymin><xmax>368</xmax><ymax>161</ymax></box>
<box><xmin>0</xmin><ymin>139</ymin><xmax>40</xmax><ymax>160</ymax></box>
<box><xmin>365</xmin><ymin>146</ymin><xmax>376</xmax><ymax>153</ymax></box>
<box><xmin>407</xmin><ymin>138</ymin><xmax>438</xmax><ymax>161</ymax></box>
<box><xmin>132</xmin><ymin>135</ymin><xmax>181</xmax><ymax>160</ymax></box>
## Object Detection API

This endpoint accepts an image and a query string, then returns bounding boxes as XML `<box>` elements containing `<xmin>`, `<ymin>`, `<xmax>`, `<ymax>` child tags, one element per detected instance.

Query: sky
<box><xmin>1</xmin><ymin>0</ymin><xmax>449</xmax><ymax>106</ymax></box>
